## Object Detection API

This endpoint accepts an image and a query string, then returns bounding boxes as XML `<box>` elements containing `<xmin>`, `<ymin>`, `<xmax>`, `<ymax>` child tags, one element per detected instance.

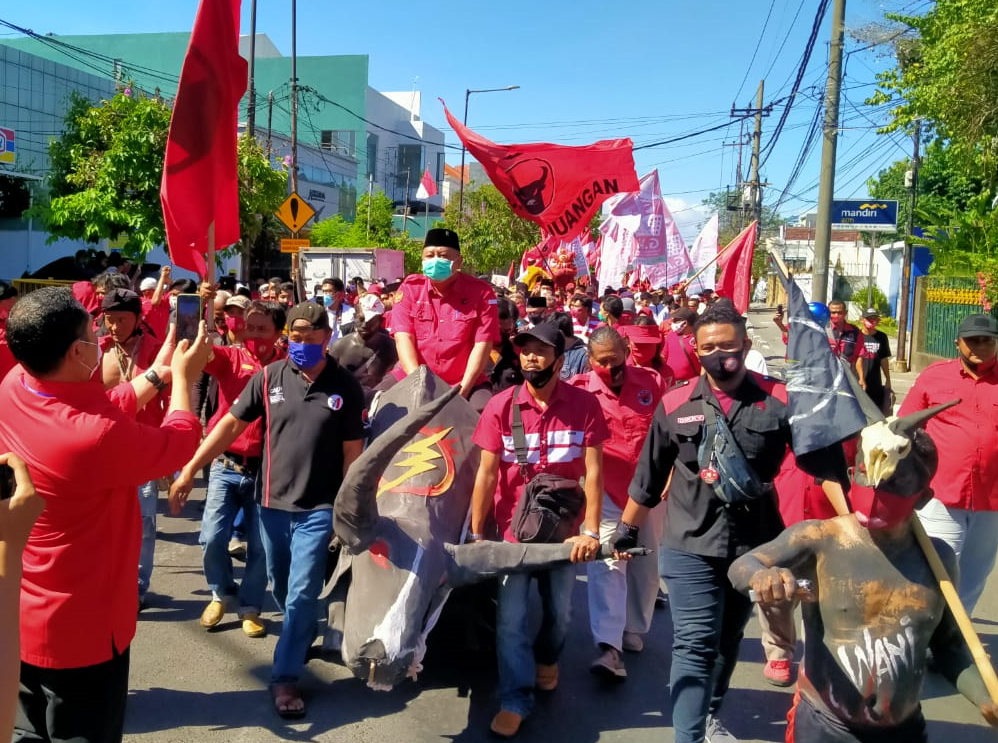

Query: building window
<box><xmin>436</xmin><ymin>151</ymin><xmax>445</xmax><ymax>183</ymax></box>
<box><xmin>366</xmin><ymin>133</ymin><xmax>378</xmax><ymax>179</ymax></box>
<box><xmin>396</xmin><ymin>144</ymin><xmax>424</xmax><ymax>193</ymax></box>
<box><xmin>320</xmin><ymin>130</ymin><xmax>356</xmax><ymax>157</ymax></box>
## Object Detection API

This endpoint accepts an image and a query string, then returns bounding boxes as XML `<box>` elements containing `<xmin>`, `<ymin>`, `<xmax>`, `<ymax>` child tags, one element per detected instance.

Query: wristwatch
<box><xmin>143</xmin><ymin>368</ymin><xmax>168</xmax><ymax>391</ymax></box>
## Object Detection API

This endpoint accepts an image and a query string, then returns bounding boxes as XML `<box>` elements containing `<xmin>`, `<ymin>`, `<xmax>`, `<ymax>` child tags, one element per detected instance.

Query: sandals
<box><xmin>270</xmin><ymin>682</ymin><xmax>306</xmax><ymax>719</ymax></box>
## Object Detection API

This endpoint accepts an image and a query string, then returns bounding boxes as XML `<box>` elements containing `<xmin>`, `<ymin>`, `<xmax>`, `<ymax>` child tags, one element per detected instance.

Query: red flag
<box><xmin>715</xmin><ymin>221</ymin><xmax>758</xmax><ymax>314</ymax></box>
<box><xmin>441</xmin><ymin>101</ymin><xmax>638</xmax><ymax>243</ymax></box>
<box><xmin>160</xmin><ymin>0</ymin><xmax>247</xmax><ymax>277</ymax></box>
<box><xmin>415</xmin><ymin>167</ymin><xmax>438</xmax><ymax>199</ymax></box>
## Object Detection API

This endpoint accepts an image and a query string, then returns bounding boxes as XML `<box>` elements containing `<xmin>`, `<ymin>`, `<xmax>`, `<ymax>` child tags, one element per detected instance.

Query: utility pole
<box><xmin>748</xmin><ymin>79</ymin><xmax>765</xmax><ymax>225</ymax></box>
<box><xmin>265</xmin><ymin>91</ymin><xmax>274</xmax><ymax>158</ymax></box>
<box><xmin>895</xmin><ymin>122</ymin><xmax>921</xmax><ymax>371</ymax></box>
<box><xmin>246</xmin><ymin>0</ymin><xmax>258</xmax><ymax>137</ymax></box>
<box><xmin>811</xmin><ymin>0</ymin><xmax>847</xmax><ymax>305</ymax></box>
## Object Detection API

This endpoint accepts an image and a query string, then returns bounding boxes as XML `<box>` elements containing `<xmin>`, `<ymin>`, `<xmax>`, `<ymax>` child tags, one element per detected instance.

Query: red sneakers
<box><xmin>763</xmin><ymin>659</ymin><xmax>793</xmax><ymax>687</ymax></box>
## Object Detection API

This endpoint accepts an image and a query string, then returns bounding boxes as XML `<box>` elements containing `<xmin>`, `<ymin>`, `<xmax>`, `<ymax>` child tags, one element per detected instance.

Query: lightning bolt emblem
<box><xmin>377</xmin><ymin>426</ymin><xmax>456</xmax><ymax>497</ymax></box>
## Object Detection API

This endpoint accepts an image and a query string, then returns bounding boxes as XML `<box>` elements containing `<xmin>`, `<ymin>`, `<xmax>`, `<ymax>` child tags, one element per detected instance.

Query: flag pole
<box><xmin>206</xmin><ymin>221</ymin><xmax>216</xmax><ymax>285</ymax></box>
<box><xmin>680</xmin><ymin>221</ymin><xmax>755</xmax><ymax>291</ymax></box>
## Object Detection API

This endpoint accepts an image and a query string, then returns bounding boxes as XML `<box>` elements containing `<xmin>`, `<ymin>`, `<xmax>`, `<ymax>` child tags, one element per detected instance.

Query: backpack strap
<box><xmin>510</xmin><ymin>385</ymin><xmax>530</xmax><ymax>480</ymax></box>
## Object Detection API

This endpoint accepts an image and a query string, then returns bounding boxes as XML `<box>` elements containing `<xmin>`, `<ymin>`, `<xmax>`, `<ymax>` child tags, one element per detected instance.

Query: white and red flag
<box><xmin>415</xmin><ymin>167</ymin><xmax>438</xmax><ymax>200</ymax></box>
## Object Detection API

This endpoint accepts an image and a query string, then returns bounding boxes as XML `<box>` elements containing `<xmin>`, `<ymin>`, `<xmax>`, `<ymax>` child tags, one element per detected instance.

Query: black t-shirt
<box><xmin>629</xmin><ymin>374</ymin><xmax>791</xmax><ymax>559</ymax></box>
<box><xmin>858</xmin><ymin>330</ymin><xmax>891</xmax><ymax>392</ymax></box>
<box><xmin>230</xmin><ymin>356</ymin><xmax>366</xmax><ymax>512</ymax></box>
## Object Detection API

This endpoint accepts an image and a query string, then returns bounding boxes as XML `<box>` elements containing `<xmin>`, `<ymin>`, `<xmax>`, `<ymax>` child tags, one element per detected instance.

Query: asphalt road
<box><xmin>123</xmin><ymin>308</ymin><xmax>996</xmax><ymax>742</ymax></box>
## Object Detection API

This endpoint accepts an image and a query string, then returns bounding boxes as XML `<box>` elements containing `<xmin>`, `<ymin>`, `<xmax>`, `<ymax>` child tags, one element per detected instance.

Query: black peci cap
<box><xmin>424</xmin><ymin>228</ymin><xmax>460</xmax><ymax>252</ymax></box>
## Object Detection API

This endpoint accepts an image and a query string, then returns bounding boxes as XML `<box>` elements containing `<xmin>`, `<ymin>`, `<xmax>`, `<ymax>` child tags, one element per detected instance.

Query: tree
<box><xmin>700</xmin><ymin>191</ymin><xmax>785</xmax><ymax>282</ymax></box>
<box><xmin>32</xmin><ymin>88</ymin><xmax>287</xmax><ymax>265</ymax></box>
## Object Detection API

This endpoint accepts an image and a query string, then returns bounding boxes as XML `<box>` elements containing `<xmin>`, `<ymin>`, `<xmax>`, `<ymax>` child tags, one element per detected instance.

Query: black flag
<box><xmin>777</xmin><ymin>268</ymin><xmax>870</xmax><ymax>456</ymax></box>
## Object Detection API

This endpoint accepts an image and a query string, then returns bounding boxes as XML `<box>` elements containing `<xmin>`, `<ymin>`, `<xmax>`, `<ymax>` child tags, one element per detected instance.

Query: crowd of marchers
<box><xmin>0</xmin><ymin>227</ymin><xmax>997</xmax><ymax>743</ymax></box>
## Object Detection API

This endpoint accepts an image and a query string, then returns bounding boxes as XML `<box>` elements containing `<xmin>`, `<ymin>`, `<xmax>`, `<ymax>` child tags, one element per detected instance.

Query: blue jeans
<box><xmin>257</xmin><ymin>506</ymin><xmax>333</xmax><ymax>682</ymax></box>
<box><xmin>495</xmin><ymin>564</ymin><xmax>576</xmax><ymax>717</ymax></box>
<box><xmin>660</xmin><ymin>548</ymin><xmax>754</xmax><ymax>743</ymax></box>
<box><xmin>199</xmin><ymin>461</ymin><xmax>267</xmax><ymax>613</ymax></box>
<box><xmin>137</xmin><ymin>480</ymin><xmax>157</xmax><ymax>599</ymax></box>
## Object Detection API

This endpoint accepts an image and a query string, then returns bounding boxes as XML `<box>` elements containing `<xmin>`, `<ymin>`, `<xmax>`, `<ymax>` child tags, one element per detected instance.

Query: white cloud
<box><xmin>664</xmin><ymin>197</ymin><xmax>713</xmax><ymax>245</ymax></box>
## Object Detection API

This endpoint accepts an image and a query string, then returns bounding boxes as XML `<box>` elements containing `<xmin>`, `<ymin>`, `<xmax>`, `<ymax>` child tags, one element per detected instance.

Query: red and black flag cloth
<box><xmin>441</xmin><ymin>100</ymin><xmax>639</xmax><ymax>244</ymax></box>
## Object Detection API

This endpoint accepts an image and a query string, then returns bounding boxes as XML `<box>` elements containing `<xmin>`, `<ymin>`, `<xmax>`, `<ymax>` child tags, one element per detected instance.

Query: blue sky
<box><xmin>2</xmin><ymin>0</ymin><xmax>925</xmax><ymax>239</ymax></box>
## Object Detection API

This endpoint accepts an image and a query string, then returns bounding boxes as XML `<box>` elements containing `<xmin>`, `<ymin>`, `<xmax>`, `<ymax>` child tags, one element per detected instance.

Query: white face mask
<box><xmin>77</xmin><ymin>340</ymin><xmax>103</xmax><ymax>378</ymax></box>
<box><xmin>169</xmin><ymin>295</ymin><xmax>177</xmax><ymax>310</ymax></box>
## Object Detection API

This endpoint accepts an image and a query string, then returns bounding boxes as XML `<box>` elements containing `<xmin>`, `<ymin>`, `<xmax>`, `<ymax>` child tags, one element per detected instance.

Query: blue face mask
<box><xmin>321</xmin><ymin>294</ymin><xmax>334</xmax><ymax>308</ymax></box>
<box><xmin>422</xmin><ymin>257</ymin><xmax>454</xmax><ymax>282</ymax></box>
<box><xmin>288</xmin><ymin>341</ymin><xmax>326</xmax><ymax>369</ymax></box>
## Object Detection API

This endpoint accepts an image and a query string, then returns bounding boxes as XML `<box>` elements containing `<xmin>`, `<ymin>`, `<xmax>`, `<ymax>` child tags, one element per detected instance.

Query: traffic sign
<box><xmin>275</xmin><ymin>192</ymin><xmax>316</xmax><ymax>232</ymax></box>
<box><xmin>830</xmin><ymin>199</ymin><xmax>899</xmax><ymax>232</ymax></box>
<box><xmin>280</xmin><ymin>238</ymin><xmax>311</xmax><ymax>253</ymax></box>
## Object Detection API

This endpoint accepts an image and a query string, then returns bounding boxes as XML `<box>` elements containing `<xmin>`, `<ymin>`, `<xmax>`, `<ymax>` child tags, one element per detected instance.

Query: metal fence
<box><xmin>915</xmin><ymin>276</ymin><xmax>990</xmax><ymax>359</ymax></box>
<box><xmin>12</xmin><ymin>278</ymin><xmax>74</xmax><ymax>296</ymax></box>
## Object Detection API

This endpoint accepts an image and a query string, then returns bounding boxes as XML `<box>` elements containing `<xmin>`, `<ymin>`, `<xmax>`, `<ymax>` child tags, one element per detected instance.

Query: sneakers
<box><xmin>534</xmin><ymin>663</ymin><xmax>559</xmax><ymax>691</ymax></box>
<box><xmin>763</xmin><ymin>659</ymin><xmax>793</xmax><ymax>687</ymax></box>
<box><xmin>490</xmin><ymin>710</ymin><xmax>524</xmax><ymax>738</ymax></box>
<box><xmin>705</xmin><ymin>715</ymin><xmax>739</xmax><ymax>743</ymax></box>
<box><xmin>622</xmin><ymin>631</ymin><xmax>644</xmax><ymax>653</ymax></box>
<box><xmin>241</xmin><ymin>612</ymin><xmax>266</xmax><ymax>638</ymax></box>
<box><xmin>228</xmin><ymin>538</ymin><xmax>247</xmax><ymax>558</ymax></box>
<box><xmin>589</xmin><ymin>645</ymin><xmax>627</xmax><ymax>680</ymax></box>
<box><xmin>199</xmin><ymin>599</ymin><xmax>225</xmax><ymax>629</ymax></box>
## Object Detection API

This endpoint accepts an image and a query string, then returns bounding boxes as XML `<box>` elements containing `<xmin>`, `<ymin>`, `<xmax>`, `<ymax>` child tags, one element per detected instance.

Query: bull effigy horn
<box><xmin>887</xmin><ymin>399</ymin><xmax>960</xmax><ymax>437</ymax></box>
<box><xmin>334</xmin><ymin>384</ymin><xmax>461</xmax><ymax>552</ymax></box>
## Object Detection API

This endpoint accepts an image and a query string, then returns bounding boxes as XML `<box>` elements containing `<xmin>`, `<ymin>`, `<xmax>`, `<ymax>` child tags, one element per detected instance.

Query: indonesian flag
<box><xmin>716</xmin><ymin>221</ymin><xmax>758</xmax><ymax>314</ymax></box>
<box><xmin>415</xmin><ymin>167</ymin><xmax>438</xmax><ymax>200</ymax></box>
<box><xmin>687</xmin><ymin>214</ymin><xmax>719</xmax><ymax>294</ymax></box>
<box><xmin>160</xmin><ymin>0</ymin><xmax>246</xmax><ymax>277</ymax></box>
<box><xmin>441</xmin><ymin>100</ymin><xmax>638</xmax><ymax>243</ymax></box>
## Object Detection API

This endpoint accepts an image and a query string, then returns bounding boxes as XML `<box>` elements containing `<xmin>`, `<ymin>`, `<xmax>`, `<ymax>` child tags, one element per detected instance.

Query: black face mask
<box><xmin>699</xmin><ymin>349</ymin><xmax>744</xmax><ymax>382</ymax></box>
<box><xmin>522</xmin><ymin>364</ymin><xmax>557</xmax><ymax>389</ymax></box>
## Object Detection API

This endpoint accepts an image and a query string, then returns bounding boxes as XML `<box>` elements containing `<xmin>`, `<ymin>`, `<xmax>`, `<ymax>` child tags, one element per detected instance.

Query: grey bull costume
<box><xmin>322</xmin><ymin>367</ymin><xmax>609</xmax><ymax>690</ymax></box>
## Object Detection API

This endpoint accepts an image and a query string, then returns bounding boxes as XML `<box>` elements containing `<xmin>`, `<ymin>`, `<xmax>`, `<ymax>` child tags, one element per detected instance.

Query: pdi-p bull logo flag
<box><xmin>442</xmin><ymin>100</ymin><xmax>638</xmax><ymax>243</ymax></box>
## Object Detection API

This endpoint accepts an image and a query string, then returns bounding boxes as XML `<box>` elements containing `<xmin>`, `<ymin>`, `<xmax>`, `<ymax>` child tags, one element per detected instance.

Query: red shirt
<box><xmin>392</xmin><ymin>273</ymin><xmax>500</xmax><ymax>386</ymax></box>
<box><xmin>898</xmin><ymin>358</ymin><xmax>998</xmax><ymax>511</ymax></box>
<box><xmin>663</xmin><ymin>330</ymin><xmax>701</xmax><ymax>381</ymax></box>
<box><xmin>572</xmin><ymin>316</ymin><xmax>600</xmax><ymax>341</ymax></box>
<box><xmin>0</xmin><ymin>318</ymin><xmax>15</xmax><ymax>382</ymax></box>
<box><xmin>0</xmin><ymin>371</ymin><xmax>201</xmax><ymax>668</ymax></box>
<box><xmin>473</xmin><ymin>381</ymin><xmax>609</xmax><ymax>541</ymax></box>
<box><xmin>568</xmin><ymin>366</ymin><xmax>664</xmax><ymax>508</ymax></box>
<box><xmin>140</xmin><ymin>298</ymin><xmax>170</xmax><ymax>340</ymax></box>
<box><xmin>99</xmin><ymin>330</ymin><xmax>165</xmax><ymax>427</ymax></box>
<box><xmin>203</xmin><ymin>345</ymin><xmax>285</xmax><ymax>458</ymax></box>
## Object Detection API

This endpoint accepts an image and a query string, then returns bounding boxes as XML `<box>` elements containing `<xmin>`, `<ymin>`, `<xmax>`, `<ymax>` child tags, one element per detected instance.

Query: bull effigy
<box><xmin>322</xmin><ymin>367</ymin><xmax>601</xmax><ymax>690</ymax></box>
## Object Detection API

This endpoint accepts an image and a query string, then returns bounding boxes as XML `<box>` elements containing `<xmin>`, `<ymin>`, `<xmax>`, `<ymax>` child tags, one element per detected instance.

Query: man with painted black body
<box><xmin>615</xmin><ymin>302</ymin><xmax>792</xmax><ymax>743</ymax></box>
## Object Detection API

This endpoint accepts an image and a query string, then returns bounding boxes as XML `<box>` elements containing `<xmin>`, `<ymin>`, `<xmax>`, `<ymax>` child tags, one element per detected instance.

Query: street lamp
<box><xmin>458</xmin><ymin>85</ymin><xmax>520</xmax><ymax>220</ymax></box>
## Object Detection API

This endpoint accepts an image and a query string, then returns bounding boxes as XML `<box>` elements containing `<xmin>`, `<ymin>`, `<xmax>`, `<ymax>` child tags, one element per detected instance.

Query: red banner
<box><xmin>716</xmin><ymin>221</ymin><xmax>758</xmax><ymax>314</ymax></box>
<box><xmin>160</xmin><ymin>0</ymin><xmax>247</xmax><ymax>276</ymax></box>
<box><xmin>442</xmin><ymin>101</ymin><xmax>638</xmax><ymax>243</ymax></box>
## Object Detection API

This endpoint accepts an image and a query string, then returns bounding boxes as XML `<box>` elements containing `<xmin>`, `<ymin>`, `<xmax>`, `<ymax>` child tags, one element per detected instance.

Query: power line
<box><xmin>732</xmin><ymin>0</ymin><xmax>779</xmax><ymax>103</ymax></box>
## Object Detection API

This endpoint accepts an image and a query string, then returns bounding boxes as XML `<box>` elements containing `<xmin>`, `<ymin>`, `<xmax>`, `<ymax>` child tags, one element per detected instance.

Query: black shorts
<box><xmin>787</xmin><ymin>691</ymin><xmax>928</xmax><ymax>743</ymax></box>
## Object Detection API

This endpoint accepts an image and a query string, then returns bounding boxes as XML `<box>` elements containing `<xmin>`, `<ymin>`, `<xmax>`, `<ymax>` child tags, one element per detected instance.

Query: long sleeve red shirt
<box><xmin>0</xmin><ymin>370</ymin><xmax>201</xmax><ymax>669</ymax></box>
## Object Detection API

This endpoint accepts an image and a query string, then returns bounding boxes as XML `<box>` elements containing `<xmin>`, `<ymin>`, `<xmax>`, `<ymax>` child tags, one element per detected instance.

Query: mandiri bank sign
<box><xmin>830</xmin><ymin>199</ymin><xmax>899</xmax><ymax>232</ymax></box>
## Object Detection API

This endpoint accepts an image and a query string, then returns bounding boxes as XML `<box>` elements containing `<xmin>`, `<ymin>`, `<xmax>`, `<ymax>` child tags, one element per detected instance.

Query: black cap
<box><xmin>287</xmin><ymin>301</ymin><xmax>331</xmax><ymax>331</ymax></box>
<box><xmin>513</xmin><ymin>322</ymin><xmax>565</xmax><ymax>357</ymax></box>
<box><xmin>424</xmin><ymin>228</ymin><xmax>460</xmax><ymax>252</ymax></box>
<box><xmin>957</xmin><ymin>313</ymin><xmax>998</xmax><ymax>339</ymax></box>
<box><xmin>526</xmin><ymin>296</ymin><xmax>548</xmax><ymax>309</ymax></box>
<box><xmin>101</xmin><ymin>288</ymin><xmax>141</xmax><ymax>314</ymax></box>
<box><xmin>862</xmin><ymin>307</ymin><xmax>880</xmax><ymax>319</ymax></box>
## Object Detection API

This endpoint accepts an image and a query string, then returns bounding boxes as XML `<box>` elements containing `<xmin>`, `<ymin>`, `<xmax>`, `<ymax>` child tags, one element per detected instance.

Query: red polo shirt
<box><xmin>473</xmin><ymin>381</ymin><xmax>609</xmax><ymax>541</ymax></box>
<box><xmin>0</xmin><ymin>371</ymin><xmax>201</xmax><ymax>669</ymax></box>
<box><xmin>0</xmin><ymin>318</ymin><xmax>15</xmax><ymax>382</ymax></box>
<box><xmin>898</xmin><ymin>358</ymin><xmax>998</xmax><ymax>511</ymax></box>
<box><xmin>663</xmin><ymin>330</ymin><xmax>701</xmax><ymax>381</ymax></box>
<box><xmin>203</xmin><ymin>344</ymin><xmax>285</xmax><ymax>458</ymax></box>
<box><xmin>392</xmin><ymin>273</ymin><xmax>500</xmax><ymax>386</ymax></box>
<box><xmin>568</xmin><ymin>365</ymin><xmax>664</xmax><ymax>508</ymax></box>
<box><xmin>99</xmin><ymin>329</ymin><xmax>166</xmax><ymax>427</ymax></box>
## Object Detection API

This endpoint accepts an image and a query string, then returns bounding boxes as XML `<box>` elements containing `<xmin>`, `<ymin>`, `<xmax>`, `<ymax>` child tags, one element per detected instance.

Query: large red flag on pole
<box><xmin>441</xmin><ymin>100</ymin><xmax>638</xmax><ymax>243</ymax></box>
<box><xmin>160</xmin><ymin>0</ymin><xmax>247</xmax><ymax>278</ymax></box>
<box><xmin>715</xmin><ymin>220</ymin><xmax>758</xmax><ymax>314</ymax></box>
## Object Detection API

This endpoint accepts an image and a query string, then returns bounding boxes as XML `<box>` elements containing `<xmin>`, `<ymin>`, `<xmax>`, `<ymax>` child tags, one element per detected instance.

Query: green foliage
<box><xmin>33</xmin><ymin>88</ymin><xmax>287</xmax><ymax>264</ymax></box>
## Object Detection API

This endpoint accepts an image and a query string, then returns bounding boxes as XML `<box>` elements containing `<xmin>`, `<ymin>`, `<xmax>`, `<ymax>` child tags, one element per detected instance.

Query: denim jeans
<box><xmin>199</xmin><ymin>461</ymin><xmax>267</xmax><ymax>613</ymax></box>
<box><xmin>917</xmin><ymin>497</ymin><xmax>998</xmax><ymax>614</ymax></box>
<box><xmin>660</xmin><ymin>548</ymin><xmax>754</xmax><ymax>743</ymax></box>
<box><xmin>137</xmin><ymin>480</ymin><xmax>157</xmax><ymax>599</ymax></box>
<box><xmin>257</xmin><ymin>505</ymin><xmax>333</xmax><ymax>682</ymax></box>
<box><xmin>495</xmin><ymin>564</ymin><xmax>576</xmax><ymax>717</ymax></box>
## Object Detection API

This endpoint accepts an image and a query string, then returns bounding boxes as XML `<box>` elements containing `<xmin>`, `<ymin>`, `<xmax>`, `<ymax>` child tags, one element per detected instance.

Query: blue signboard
<box><xmin>830</xmin><ymin>199</ymin><xmax>899</xmax><ymax>232</ymax></box>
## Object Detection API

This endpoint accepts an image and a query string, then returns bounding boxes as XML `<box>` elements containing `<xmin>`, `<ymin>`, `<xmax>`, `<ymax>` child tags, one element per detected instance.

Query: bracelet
<box><xmin>581</xmin><ymin>530</ymin><xmax>600</xmax><ymax>541</ymax></box>
<box><xmin>143</xmin><ymin>368</ymin><xmax>168</xmax><ymax>391</ymax></box>
<box><xmin>469</xmin><ymin>533</ymin><xmax>484</xmax><ymax>542</ymax></box>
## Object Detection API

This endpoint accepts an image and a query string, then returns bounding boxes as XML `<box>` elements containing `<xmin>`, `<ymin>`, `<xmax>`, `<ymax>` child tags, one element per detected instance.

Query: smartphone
<box><xmin>175</xmin><ymin>293</ymin><xmax>202</xmax><ymax>343</ymax></box>
<box><xmin>0</xmin><ymin>463</ymin><xmax>14</xmax><ymax>500</ymax></box>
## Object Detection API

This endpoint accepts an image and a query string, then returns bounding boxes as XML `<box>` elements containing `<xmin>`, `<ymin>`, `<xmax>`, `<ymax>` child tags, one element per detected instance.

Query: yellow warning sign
<box><xmin>275</xmin><ymin>192</ymin><xmax>316</xmax><ymax>232</ymax></box>
<box><xmin>280</xmin><ymin>238</ymin><xmax>311</xmax><ymax>253</ymax></box>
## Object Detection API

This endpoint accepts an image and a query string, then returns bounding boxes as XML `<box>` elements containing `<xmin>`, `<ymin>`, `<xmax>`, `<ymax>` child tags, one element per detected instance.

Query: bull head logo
<box><xmin>506</xmin><ymin>158</ymin><xmax>553</xmax><ymax>215</ymax></box>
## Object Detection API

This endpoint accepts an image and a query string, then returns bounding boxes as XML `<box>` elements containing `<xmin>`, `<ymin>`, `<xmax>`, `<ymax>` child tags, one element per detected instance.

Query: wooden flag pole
<box><xmin>206</xmin><ymin>221</ymin><xmax>217</xmax><ymax>285</ymax></box>
<box><xmin>823</xmin><ymin>483</ymin><xmax>998</xmax><ymax>705</ymax></box>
